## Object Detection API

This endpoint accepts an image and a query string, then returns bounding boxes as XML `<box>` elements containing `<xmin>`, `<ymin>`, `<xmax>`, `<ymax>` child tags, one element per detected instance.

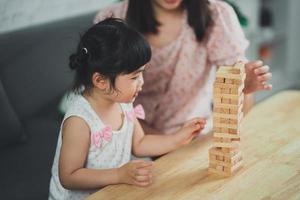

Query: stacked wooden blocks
<box><xmin>208</xmin><ymin>62</ymin><xmax>246</xmax><ymax>176</ymax></box>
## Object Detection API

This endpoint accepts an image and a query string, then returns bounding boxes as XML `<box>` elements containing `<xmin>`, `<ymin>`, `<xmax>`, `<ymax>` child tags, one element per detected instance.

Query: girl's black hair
<box><xmin>69</xmin><ymin>17</ymin><xmax>151</xmax><ymax>93</ymax></box>
<box><xmin>126</xmin><ymin>0</ymin><xmax>213</xmax><ymax>42</ymax></box>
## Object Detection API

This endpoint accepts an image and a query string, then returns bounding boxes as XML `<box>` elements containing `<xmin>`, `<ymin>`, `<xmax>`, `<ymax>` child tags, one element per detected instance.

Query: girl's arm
<box><xmin>59</xmin><ymin>117</ymin><xmax>119</xmax><ymax>190</ymax></box>
<box><xmin>132</xmin><ymin>118</ymin><xmax>206</xmax><ymax>157</ymax></box>
<box><xmin>59</xmin><ymin>117</ymin><xmax>153</xmax><ymax>190</ymax></box>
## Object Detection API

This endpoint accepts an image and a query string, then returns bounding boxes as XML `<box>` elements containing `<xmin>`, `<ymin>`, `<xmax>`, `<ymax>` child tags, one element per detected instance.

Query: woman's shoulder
<box><xmin>94</xmin><ymin>0</ymin><xmax>128</xmax><ymax>24</ymax></box>
<box><xmin>209</xmin><ymin>0</ymin><xmax>235</xmax><ymax>17</ymax></box>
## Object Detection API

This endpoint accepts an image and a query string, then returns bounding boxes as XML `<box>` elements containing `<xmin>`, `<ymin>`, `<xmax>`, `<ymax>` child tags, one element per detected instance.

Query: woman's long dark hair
<box><xmin>126</xmin><ymin>0</ymin><xmax>213</xmax><ymax>42</ymax></box>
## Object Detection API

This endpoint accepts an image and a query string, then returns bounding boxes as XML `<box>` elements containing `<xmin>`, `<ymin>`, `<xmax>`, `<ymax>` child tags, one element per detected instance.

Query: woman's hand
<box><xmin>244</xmin><ymin>60</ymin><xmax>272</xmax><ymax>94</ymax></box>
<box><xmin>117</xmin><ymin>160</ymin><xmax>153</xmax><ymax>187</ymax></box>
<box><xmin>174</xmin><ymin>118</ymin><xmax>206</xmax><ymax>146</ymax></box>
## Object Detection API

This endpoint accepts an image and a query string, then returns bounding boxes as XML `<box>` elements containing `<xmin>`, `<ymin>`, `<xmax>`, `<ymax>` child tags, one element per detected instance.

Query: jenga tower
<box><xmin>208</xmin><ymin>62</ymin><xmax>246</xmax><ymax>176</ymax></box>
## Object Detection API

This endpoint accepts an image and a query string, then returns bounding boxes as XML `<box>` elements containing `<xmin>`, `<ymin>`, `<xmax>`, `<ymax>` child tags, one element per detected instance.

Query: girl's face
<box><xmin>111</xmin><ymin>66</ymin><xmax>146</xmax><ymax>103</ymax></box>
<box><xmin>152</xmin><ymin>0</ymin><xmax>183</xmax><ymax>11</ymax></box>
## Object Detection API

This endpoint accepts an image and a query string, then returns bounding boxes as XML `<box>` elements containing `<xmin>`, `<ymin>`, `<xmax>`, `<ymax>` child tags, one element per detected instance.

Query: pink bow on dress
<box><xmin>125</xmin><ymin>104</ymin><xmax>145</xmax><ymax>122</ymax></box>
<box><xmin>91</xmin><ymin>126</ymin><xmax>112</xmax><ymax>148</ymax></box>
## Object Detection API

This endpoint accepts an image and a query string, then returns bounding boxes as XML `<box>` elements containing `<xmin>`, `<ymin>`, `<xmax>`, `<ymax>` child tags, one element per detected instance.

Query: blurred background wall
<box><xmin>0</xmin><ymin>0</ymin><xmax>115</xmax><ymax>33</ymax></box>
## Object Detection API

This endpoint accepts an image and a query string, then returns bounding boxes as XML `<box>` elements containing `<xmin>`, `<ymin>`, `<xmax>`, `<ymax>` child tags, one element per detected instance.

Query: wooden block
<box><xmin>221</xmin><ymin>127</ymin><xmax>229</xmax><ymax>133</ymax></box>
<box><xmin>214</xmin><ymin>93</ymin><xmax>240</xmax><ymax>100</ymax></box>
<box><xmin>216</xmin><ymin>165</ymin><xmax>224</xmax><ymax>171</ymax></box>
<box><xmin>226</xmin><ymin>160</ymin><xmax>243</xmax><ymax>175</ymax></box>
<box><xmin>230</xmin><ymin>99</ymin><xmax>238</xmax><ymax>104</ymax></box>
<box><xmin>210</xmin><ymin>151</ymin><xmax>242</xmax><ymax>168</ymax></box>
<box><xmin>222</xmin><ymin>98</ymin><xmax>230</xmax><ymax>104</ymax></box>
<box><xmin>214</xmin><ymin>97</ymin><xmax>222</xmax><ymax>103</ymax></box>
<box><xmin>230</xmin><ymin>84</ymin><xmax>244</xmax><ymax>95</ymax></box>
<box><xmin>208</xmin><ymin>167</ymin><xmax>231</xmax><ymax>176</ymax></box>
<box><xmin>209</xmin><ymin>154</ymin><xmax>217</xmax><ymax>161</ymax></box>
<box><xmin>222</xmin><ymin>148</ymin><xmax>230</xmax><ymax>153</ymax></box>
<box><xmin>216</xmin><ymin>77</ymin><xmax>225</xmax><ymax>83</ymax></box>
<box><xmin>233</xmin><ymin>79</ymin><xmax>242</xmax><ymax>85</ymax></box>
<box><xmin>214</xmin><ymin>87</ymin><xmax>221</xmax><ymax>94</ymax></box>
<box><xmin>225</xmin><ymin>78</ymin><xmax>234</xmax><ymax>84</ymax></box>
<box><xmin>209</xmin><ymin>147</ymin><xmax>239</xmax><ymax>158</ymax></box>
<box><xmin>231</xmin><ymin>68</ymin><xmax>241</xmax><ymax>74</ymax></box>
<box><xmin>221</xmin><ymin>88</ymin><xmax>230</xmax><ymax>94</ymax></box>
<box><xmin>214</xmin><ymin>137</ymin><xmax>238</xmax><ymax>144</ymax></box>
<box><xmin>229</xmin><ymin>107</ymin><xmax>238</xmax><ymax>114</ymax></box>
<box><xmin>234</xmin><ymin>62</ymin><xmax>245</xmax><ymax>70</ymax></box>
<box><xmin>220</xmin><ymin>118</ymin><xmax>229</xmax><ymax>123</ymax></box>
<box><xmin>214</xmin><ymin>103</ymin><xmax>239</xmax><ymax>109</ymax></box>
<box><xmin>214</xmin><ymin>132</ymin><xmax>240</xmax><ymax>139</ymax></box>
<box><xmin>213</xmin><ymin>127</ymin><xmax>222</xmax><ymax>132</ymax></box>
<box><xmin>210</xmin><ymin>158</ymin><xmax>235</xmax><ymax>168</ymax></box>
<box><xmin>229</xmin><ymin>104</ymin><xmax>242</xmax><ymax>114</ymax></box>
<box><xmin>223</xmin><ymin>138</ymin><xmax>232</xmax><ymax>142</ymax></box>
<box><xmin>214</xmin><ymin>117</ymin><xmax>221</xmax><ymax>123</ymax></box>
<box><xmin>214</xmin><ymin>83</ymin><xmax>241</xmax><ymax>89</ymax></box>
<box><xmin>216</xmin><ymin>155</ymin><xmax>224</xmax><ymax>161</ymax></box>
<box><xmin>232</xmin><ymin>73</ymin><xmax>246</xmax><ymax>85</ymax></box>
<box><xmin>214</xmin><ymin>123</ymin><xmax>239</xmax><ymax>129</ymax></box>
<box><xmin>221</xmin><ymin>108</ymin><xmax>230</xmax><ymax>114</ymax></box>
<box><xmin>213</xmin><ymin>107</ymin><xmax>222</xmax><ymax>113</ymax></box>
<box><xmin>213</xmin><ymin>141</ymin><xmax>240</xmax><ymax>148</ymax></box>
<box><xmin>213</xmin><ymin>113</ymin><xmax>240</xmax><ymax>120</ymax></box>
<box><xmin>230</xmin><ymin>94</ymin><xmax>244</xmax><ymax>105</ymax></box>
<box><xmin>216</xmin><ymin>73</ymin><xmax>244</xmax><ymax>80</ymax></box>
<box><xmin>229</xmin><ymin>128</ymin><xmax>239</xmax><ymax>134</ymax></box>
<box><xmin>229</xmin><ymin>119</ymin><xmax>238</xmax><ymax>124</ymax></box>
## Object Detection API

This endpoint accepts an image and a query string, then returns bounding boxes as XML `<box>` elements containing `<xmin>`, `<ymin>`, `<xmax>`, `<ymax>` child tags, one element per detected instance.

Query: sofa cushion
<box><xmin>0</xmin><ymin>13</ymin><xmax>93</xmax><ymax>119</ymax></box>
<box><xmin>0</xmin><ymin>118</ymin><xmax>60</xmax><ymax>200</ymax></box>
<box><xmin>0</xmin><ymin>79</ymin><xmax>26</xmax><ymax>148</ymax></box>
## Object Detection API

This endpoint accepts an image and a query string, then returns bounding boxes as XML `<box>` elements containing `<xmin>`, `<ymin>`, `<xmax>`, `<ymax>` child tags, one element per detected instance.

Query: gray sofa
<box><xmin>0</xmin><ymin>13</ymin><xmax>94</xmax><ymax>200</ymax></box>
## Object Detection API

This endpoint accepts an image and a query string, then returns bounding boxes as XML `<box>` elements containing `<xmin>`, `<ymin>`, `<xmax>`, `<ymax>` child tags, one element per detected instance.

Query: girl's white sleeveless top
<box><xmin>49</xmin><ymin>95</ymin><xmax>134</xmax><ymax>200</ymax></box>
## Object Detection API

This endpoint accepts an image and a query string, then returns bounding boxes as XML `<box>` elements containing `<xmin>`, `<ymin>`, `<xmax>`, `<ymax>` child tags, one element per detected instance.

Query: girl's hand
<box><xmin>117</xmin><ymin>160</ymin><xmax>153</xmax><ymax>187</ymax></box>
<box><xmin>244</xmin><ymin>60</ymin><xmax>272</xmax><ymax>94</ymax></box>
<box><xmin>174</xmin><ymin>118</ymin><xmax>206</xmax><ymax>146</ymax></box>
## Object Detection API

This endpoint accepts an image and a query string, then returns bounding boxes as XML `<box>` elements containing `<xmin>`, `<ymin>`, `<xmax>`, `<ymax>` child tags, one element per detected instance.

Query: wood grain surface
<box><xmin>86</xmin><ymin>90</ymin><xmax>300</xmax><ymax>200</ymax></box>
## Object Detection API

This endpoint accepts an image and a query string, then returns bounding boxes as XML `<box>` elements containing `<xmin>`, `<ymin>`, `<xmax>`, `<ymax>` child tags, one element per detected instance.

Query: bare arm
<box><xmin>243</xmin><ymin>93</ymin><xmax>255</xmax><ymax>114</ymax></box>
<box><xmin>132</xmin><ymin>118</ymin><xmax>206</xmax><ymax>157</ymax></box>
<box><xmin>242</xmin><ymin>60</ymin><xmax>272</xmax><ymax>115</ymax></box>
<box><xmin>59</xmin><ymin>117</ymin><xmax>120</xmax><ymax>190</ymax></box>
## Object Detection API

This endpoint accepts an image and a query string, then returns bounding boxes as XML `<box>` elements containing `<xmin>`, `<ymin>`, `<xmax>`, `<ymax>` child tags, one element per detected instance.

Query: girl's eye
<box><xmin>131</xmin><ymin>76</ymin><xmax>139</xmax><ymax>80</ymax></box>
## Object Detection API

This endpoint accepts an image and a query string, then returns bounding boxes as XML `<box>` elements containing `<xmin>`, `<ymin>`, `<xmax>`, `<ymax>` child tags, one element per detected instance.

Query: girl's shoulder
<box><xmin>94</xmin><ymin>0</ymin><xmax>128</xmax><ymax>24</ymax></box>
<box><xmin>63</xmin><ymin>94</ymin><xmax>92</xmax><ymax>119</ymax></box>
<box><xmin>120</xmin><ymin>102</ymin><xmax>134</xmax><ymax>112</ymax></box>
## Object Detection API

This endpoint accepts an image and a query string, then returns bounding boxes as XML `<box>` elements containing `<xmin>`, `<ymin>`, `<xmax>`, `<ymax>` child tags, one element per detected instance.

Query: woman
<box><xmin>94</xmin><ymin>0</ymin><xmax>272</xmax><ymax>134</ymax></box>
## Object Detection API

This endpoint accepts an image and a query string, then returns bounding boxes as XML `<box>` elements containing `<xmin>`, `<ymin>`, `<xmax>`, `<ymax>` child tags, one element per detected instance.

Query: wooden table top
<box><xmin>86</xmin><ymin>90</ymin><xmax>300</xmax><ymax>200</ymax></box>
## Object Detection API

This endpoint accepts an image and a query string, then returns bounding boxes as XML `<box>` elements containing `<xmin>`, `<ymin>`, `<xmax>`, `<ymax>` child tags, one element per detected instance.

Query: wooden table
<box><xmin>87</xmin><ymin>90</ymin><xmax>300</xmax><ymax>200</ymax></box>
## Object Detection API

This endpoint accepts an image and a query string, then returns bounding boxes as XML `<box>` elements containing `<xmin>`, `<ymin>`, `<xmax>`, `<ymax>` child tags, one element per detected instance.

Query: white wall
<box><xmin>0</xmin><ymin>0</ymin><xmax>116</xmax><ymax>33</ymax></box>
<box><xmin>287</xmin><ymin>0</ymin><xmax>300</xmax><ymax>76</ymax></box>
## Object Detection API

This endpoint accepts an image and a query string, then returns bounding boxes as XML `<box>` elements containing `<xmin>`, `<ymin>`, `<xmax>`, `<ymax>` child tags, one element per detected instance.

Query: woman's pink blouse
<box><xmin>94</xmin><ymin>0</ymin><xmax>249</xmax><ymax>134</ymax></box>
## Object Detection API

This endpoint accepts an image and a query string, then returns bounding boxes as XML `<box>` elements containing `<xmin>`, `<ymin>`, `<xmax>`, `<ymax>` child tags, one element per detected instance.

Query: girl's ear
<box><xmin>92</xmin><ymin>72</ymin><xmax>109</xmax><ymax>90</ymax></box>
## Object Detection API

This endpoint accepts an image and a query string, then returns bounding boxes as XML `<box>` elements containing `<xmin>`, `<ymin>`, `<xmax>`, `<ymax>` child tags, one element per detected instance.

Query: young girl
<box><xmin>49</xmin><ymin>18</ymin><xmax>206</xmax><ymax>200</ymax></box>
